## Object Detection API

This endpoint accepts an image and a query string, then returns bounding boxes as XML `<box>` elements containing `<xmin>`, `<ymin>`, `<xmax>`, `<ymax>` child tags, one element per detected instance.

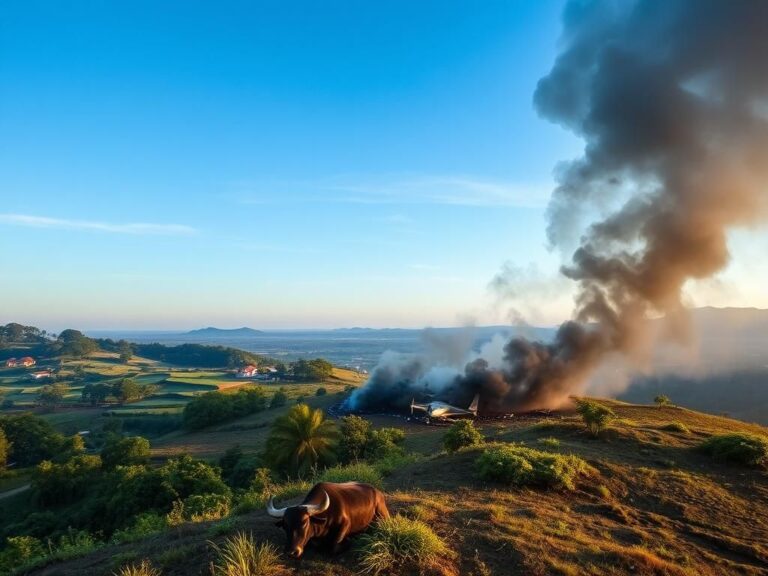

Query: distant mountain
<box><xmin>184</xmin><ymin>327</ymin><xmax>263</xmax><ymax>337</ymax></box>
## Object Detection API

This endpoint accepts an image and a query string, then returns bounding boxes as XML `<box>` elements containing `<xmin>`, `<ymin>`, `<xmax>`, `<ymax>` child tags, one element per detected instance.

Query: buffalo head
<box><xmin>266</xmin><ymin>491</ymin><xmax>330</xmax><ymax>558</ymax></box>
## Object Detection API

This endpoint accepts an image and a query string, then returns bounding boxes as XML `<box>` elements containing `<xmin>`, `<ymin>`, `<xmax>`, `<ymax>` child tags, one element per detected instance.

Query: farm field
<box><xmin>0</xmin><ymin>353</ymin><xmax>269</xmax><ymax>416</ymax></box>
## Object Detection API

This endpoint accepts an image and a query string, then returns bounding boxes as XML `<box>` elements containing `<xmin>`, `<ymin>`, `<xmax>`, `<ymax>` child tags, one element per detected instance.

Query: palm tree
<box><xmin>265</xmin><ymin>404</ymin><xmax>339</xmax><ymax>476</ymax></box>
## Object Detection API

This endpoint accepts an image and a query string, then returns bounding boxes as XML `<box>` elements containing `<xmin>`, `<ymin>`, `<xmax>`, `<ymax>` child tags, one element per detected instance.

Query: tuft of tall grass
<box><xmin>112</xmin><ymin>559</ymin><xmax>161</xmax><ymax>576</ymax></box>
<box><xmin>317</xmin><ymin>462</ymin><xmax>383</xmax><ymax>487</ymax></box>
<box><xmin>209</xmin><ymin>532</ymin><xmax>287</xmax><ymax>576</ymax></box>
<box><xmin>357</xmin><ymin>515</ymin><xmax>449</xmax><ymax>575</ymax></box>
<box><xmin>537</xmin><ymin>437</ymin><xmax>561</xmax><ymax>448</ymax></box>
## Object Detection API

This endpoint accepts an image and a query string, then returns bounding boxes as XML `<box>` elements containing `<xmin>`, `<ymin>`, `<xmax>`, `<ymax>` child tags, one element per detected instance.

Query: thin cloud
<box><xmin>0</xmin><ymin>214</ymin><xmax>196</xmax><ymax>236</ymax></box>
<box><xmin>326</xmin><ymin>176</ymin><xmax>550</xmax><ymax>208</ymax></box>
<box><xmin>232</xmin><ymin>175</ymin><xmax>551</xmax><ymax>208</ymax></box>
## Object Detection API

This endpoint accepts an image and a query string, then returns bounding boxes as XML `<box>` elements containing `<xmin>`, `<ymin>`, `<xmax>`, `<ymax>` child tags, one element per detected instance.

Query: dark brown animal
<box><xmin>266</xmin><ymin>481</ymin><xmax>390</xmax><ymax>558</ymax></box>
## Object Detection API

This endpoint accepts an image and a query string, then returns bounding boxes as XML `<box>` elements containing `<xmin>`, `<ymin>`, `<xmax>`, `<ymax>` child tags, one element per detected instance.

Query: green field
<box><xmin>1</xmin><ymin>354</ymin><xmax>363</xmax><ymax>437</ymax></box>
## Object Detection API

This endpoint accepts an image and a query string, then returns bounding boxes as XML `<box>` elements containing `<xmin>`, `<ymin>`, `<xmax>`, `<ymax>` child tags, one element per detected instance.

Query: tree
<box><xmin>291</xmin><ymin>358</ymin><xmax>334</xmax><ymax>381</ymax></box>
<box><xmin>654</xmin><ymin>395</ymin><xmax>672</xmax><ymax>408</ymax></box>
<box><xmin>54</xmin><ymin>329</ymin><xmax>99</xmax><ymax>358</ymax></box>
<box><xmin>33</xmin><ymin>455</ymin><xmax>103</xmax><ymax>507</ymax></box>
<box><xmin>574</xmin><ymin>399</ymin><xmax>616</xmax><ymax>437</ymax></box>
<box><xmin>443</xmin><ymin>420</ymin><xmax>484</xmax><ymax>453</ymax></box>
<box><xmin>81</xmin><ymin>383</ymin><xmax>111</xmax><ymax>405</ymax></box>
<box><xmin>118</xmin><ymin>340</ymin><xmax>133</xmax><ymax>363</ymax></box>
<box><xmin>37</xmin><ymin>384</ymin><xmax>69</xmax><ymax>410</ymax></box>
<box><xmin>0</xmin><ymin>414</ymin><xmax>65</xmax><ymax>466</ymax></box>
<box><xmin>101</xmin><ymin>436</ymin><xmax>150</xmax><ymax>469</ymax></box>
<box><xmin>0</xmin><ymin>428</ymin><xmax>9</xmax><ymax>472</ymax></box>
<box><xmin>270</xmin><ymin>389</ymin><xmax>288</xmax><ymax>408</ymax></box>
<box><xmin>265</xmin><ymin>404</ymin><xmax>339</xmax><ymax>476</ymax></box>
<box><xmin>112</xmin><ymin>378</ymin><xmax>141</xmax><ymax>403</ymax></box>
<box><xmin>338</xmin><ymin>415</ymin><xmax>371</xmax><ymax>463</ymax></box>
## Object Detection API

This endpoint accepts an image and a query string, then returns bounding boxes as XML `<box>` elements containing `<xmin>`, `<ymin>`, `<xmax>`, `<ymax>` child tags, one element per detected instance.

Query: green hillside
<box><xmin>4</xmin><ymin>399</ymin><xmax>766</xmax><ymax>576</ymax></box>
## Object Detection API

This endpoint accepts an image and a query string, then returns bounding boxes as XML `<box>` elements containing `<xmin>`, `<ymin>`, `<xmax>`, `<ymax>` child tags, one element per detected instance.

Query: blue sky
<box><xmin>1</xmin><ymin>1</ymin><xmax>765</xmax><ymax>330</ymax></box>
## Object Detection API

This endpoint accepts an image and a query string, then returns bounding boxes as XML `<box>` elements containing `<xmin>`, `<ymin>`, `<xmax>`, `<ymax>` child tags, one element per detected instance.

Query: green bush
<box><xmin>101</xmin><ymin>436</ymin><xmax>150</xmax><ymax>469</ymax></box>
<box><xmin>574</xmin><ymin>399</ymin><xmax>616</xmax><ymax>436</ymax></box>
<box><xmin>372</xmin><ymin>452</ymin><xmax>418</xmax><ymax>477</ymax></box>
<box><xmin>365</xmin><ymin>428</ymin><xmax>405</xmax><ymax>461</ymax></box>
<box><xmin>270</xmin><ymin>390</ymin><xmax>288</xmax><ymax>409</ymax></box>
<box><xmin>210</xmin><ymin>532</ymin><xmax>287</xmax><ymax>576</ymax></box>
<box><xmin>338</xmin><ymin>415</ymin><xmax>371</xmax><ymax>463</ymax></box>
<box><xmin>317</xmin><ymin>462</ymin><xmax>382</xmax><ymax>488</ymax></box>
<box><xmin>357</xmin><ymin>515</ymin><xmax>448</xmax><ymax>575</ymax></box>
<box><xmin>662</xmin><ymin>422</ymin><xmax>690</xmax><ymax>434</ymax></box>
<box><xmin>698</xmin><ymin>433</ymin><xmax>768</xmax><ymax>468</ymax></box>
<box><xmin>475</xmin><ymin>444</ymin><xmax>590</xmax><ymax>490</ymax></box>
<box><xmin>0</xmin><ymin>536</ymin><xmax>45</xmax><ymax>571</ymax></box>
<box><xmin>169</xmin><ymin>493</ymin><xmax>231</xmax><ymax>524</ymax></box>
<box><xmin>315</xmin><ymin>387</ymin><xmax>327</xmax><ymax>396</ymax></box>
<box><xmin>112</xmin><ymin>513</ymin><xmax>168</xmax><ymax>543</ymax></box>
<box><xmin>443</xmin><ymin>420</ymin><xmax>484</xmax><ymax>453</ymax></box>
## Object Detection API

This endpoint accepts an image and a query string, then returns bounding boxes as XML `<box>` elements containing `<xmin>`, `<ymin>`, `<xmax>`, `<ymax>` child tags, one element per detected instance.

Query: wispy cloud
<box><xmin>232</xmin><ymin>175</ymin><xmax>551</xmax><ymax>208</ymax></box>
<box><xmin>0</xmin><ymin>214</ymin><xmax>196</xmax><ymax>236</ymax></box>
<box><xmin>324</xmin><ymin>175</ymin><xmax>550</xmax><ymax>208</ymax></box>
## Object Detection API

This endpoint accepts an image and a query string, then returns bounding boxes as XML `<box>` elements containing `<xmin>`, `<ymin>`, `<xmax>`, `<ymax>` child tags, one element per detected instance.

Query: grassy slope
<box><xmin>21</xmin><ymin>399</ymin><xmax>768</xmax><ymax>576</ymax></box>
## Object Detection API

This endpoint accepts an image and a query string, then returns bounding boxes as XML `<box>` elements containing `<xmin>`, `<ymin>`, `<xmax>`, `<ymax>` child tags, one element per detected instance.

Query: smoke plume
<box><xmin>349</xmin><ymin>0</ymin><xmax>768</xmax><ymax>414</ymax></box>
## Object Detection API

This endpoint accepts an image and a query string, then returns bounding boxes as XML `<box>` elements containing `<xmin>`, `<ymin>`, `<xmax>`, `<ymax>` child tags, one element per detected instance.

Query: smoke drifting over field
<box><xmin>349</xmin><ymin>0</ymin><xmax>768</xmax><ymax>414</ymax></box>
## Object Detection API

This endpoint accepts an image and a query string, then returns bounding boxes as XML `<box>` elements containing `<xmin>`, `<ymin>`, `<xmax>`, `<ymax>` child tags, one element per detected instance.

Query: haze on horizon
<box><xmin>3</xmin><ymin>0</ymin><xmax>768</xmax><ymax>332</ymax></box>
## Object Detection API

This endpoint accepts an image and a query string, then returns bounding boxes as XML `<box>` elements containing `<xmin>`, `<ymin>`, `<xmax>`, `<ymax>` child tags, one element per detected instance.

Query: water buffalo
<box><xmin>266</xmin><ymin>481</ymin><xmax>390</xmax><ymax>558</ymax></box>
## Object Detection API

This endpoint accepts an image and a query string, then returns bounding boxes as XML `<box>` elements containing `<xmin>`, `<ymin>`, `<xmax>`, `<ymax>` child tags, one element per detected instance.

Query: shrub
<box><xmin>101</xmin><ymin>436</ymin><xmax>150</xmax><ymax>469</ymax></box>
<box><xmin>315</xmin><ymin>387</ymin><xmax>327</xmax><ymax>396</ymax></box>
<box><xmin>537</xmin><ymin>437</ymin><xmax>561</xmax><ymax>448</ymax></box>
<box><xmin>210</xmin><ymin>532</ymin><xmax>288</xmax><ymax>576</ymax></box>
<box><xmin>338</xmin><ymin>415</ymin><xmax>371</xmax><ymax>463</ymax></box>
<box><xmin>372</xmin><ymin>452</ymin><xmax>418</xmax><ymax>477</ymax></box>
<box><xmin>662</xmin><ymin>422</ymin><xmax>690</xmax><ymax>434</ymax></box>
<box><xmin>365</xmin><ymin>428</ymin><xmax>405</xmax><ymax>461</ymax></box>
<box><xmin>112</xmin><ymin>513</ymin><xmax>168</xmax><ymax>543</ymax></box>
<box><xmin>698</xmin><ymin>433</ymin><xmax>768</xmax><ymax>468</ymax></box>
<box><xmin>443</xmin><ymin>420</ymin><xmax>484</xmax><ymax>453</ymax></box>
<box><xmin>168</xmin><ymin>493</ymin><xmax>231</xmax><ymax>525</ymax></box>
<box><xmin>357</xmin><ymin>515</ymin><xmax>449</xmax><ymax>575</ymax></box>
<box><xmin>574</xmin><ymin>399</ymin><xmax>616</xmax><ymax>436</ymax></box>
<box><xmin>0</xmin><ymin>536</ymin><xmax>45</xmax><ymax>570</ymax></box>
<box><xmin>475</xmin><ymin>444</ymin><xmax>591</xmax><ymax>490</ymax></box>
<box><xmin>113</xmin><ymin>559</ymin><xmax>162</xmax><ymax>576</ymax></box>
<box><xmin>654</xmin><ymin>395</ymin><xmax>672</xmax><ymax>408</ymax></box>
<box><xmin>270</xmin><ymin>390</ymin><xmax>288</xmax><ymax>409</ymax></box>
<box><xmin>317</xmin><ymin>462</ymin><xmax>383</xmax><ymax>488</ymax></box>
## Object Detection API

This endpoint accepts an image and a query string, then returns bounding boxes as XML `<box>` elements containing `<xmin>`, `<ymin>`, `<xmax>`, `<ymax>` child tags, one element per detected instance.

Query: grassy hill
<box><xmin>12</xmin><ymin>399</ymin><xmax>768</xmax><ymax>576</ymax></box>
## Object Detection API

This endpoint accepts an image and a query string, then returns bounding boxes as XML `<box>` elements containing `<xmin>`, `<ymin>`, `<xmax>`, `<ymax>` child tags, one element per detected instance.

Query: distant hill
<box><xmin>184</xmin><ymin>327</ymin><xmax>263</xmax><ymax>337</ymax></box>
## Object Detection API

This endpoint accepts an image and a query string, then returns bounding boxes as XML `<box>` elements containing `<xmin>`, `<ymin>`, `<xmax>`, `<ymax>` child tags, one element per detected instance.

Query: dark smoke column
<box><xmin>498</xmin><ymin>0</ymin><xmax>768</xmax><ymax>407</ymax></box>
<box><xmin>349</xmin><ymin>0</ymin><xmax>768</xmax><ymax>415</ymax></box>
